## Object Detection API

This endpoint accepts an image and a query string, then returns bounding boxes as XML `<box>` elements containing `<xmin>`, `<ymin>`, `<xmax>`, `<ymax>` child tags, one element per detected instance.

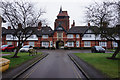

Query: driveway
<box><xmin>18</xmin><ymin>50</ymin><xmax>89</xmax><ymax>78</ymax></box>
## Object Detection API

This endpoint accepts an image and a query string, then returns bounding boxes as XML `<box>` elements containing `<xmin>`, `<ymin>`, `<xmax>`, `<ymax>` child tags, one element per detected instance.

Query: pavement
<box><xmin>68</xmin><ymin>53</ymin><xmax>108</xmax><ymax>79</ymax></box>
<box><xmin>2</xmin><ymin>53</ymin><xmax>48</xmax><ymax>79</ymax></box>
<box><xmin>2</xmin><ymin>49</ymin><xmax>109</xmax><ymax>79</ymax></box>
<box><xmin>18</xmin><ymin>50</ymin><xmax>86</xmax><ymax>78</ymax></box>
<box><xmin>0</xmin><ymin>54</ymin><xmax>11</xmax><ymax>57</ymax></box>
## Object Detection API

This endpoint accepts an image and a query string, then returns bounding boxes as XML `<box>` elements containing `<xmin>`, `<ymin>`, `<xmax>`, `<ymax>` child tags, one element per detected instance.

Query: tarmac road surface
<box><xmin>18</xmin><ymin>50</ymin><xmax>88</xmax><ymax>79</ymax></box>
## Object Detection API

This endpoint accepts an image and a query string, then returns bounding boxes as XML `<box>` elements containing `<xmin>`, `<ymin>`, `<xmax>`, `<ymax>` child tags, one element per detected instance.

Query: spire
<box><xmin>59</xmin><ymin>6</ymin><xmax>62</xmax><ymax>13</ymax></box>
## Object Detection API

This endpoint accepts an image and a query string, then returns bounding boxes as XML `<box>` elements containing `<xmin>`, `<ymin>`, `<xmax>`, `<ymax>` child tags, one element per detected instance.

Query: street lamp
<box><xmin>0</xmin><ymin>16</ymin><xmax>2</xmax><ymax>47</ymax></box>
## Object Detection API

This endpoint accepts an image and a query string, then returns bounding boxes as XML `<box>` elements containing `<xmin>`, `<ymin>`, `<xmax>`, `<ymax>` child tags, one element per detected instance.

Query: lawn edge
<box><xmin>2</xmin><ymin>53</ymin><xmax>49</xmax><ymax>79</ymax></box>
<box><xmin>68</xmin><ymin>53</ymin><xmax>110</xmax><ymax>79</ymax></box>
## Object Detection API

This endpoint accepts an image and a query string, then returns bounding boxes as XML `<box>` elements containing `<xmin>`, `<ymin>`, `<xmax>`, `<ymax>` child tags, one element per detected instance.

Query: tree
<box><xmin>0</xmin><ymin>1</ymin><xmax>46</xmax><ymax>58</ymax></box>
<box><xmin>85</xmin><ymin>1</ymin><xmax>120</xmax><ymax>59</ymax></box>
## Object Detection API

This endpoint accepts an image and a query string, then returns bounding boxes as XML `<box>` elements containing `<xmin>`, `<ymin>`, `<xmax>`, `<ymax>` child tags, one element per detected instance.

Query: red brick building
<box><xmin>2</xmin><ymin>8</ymin><xmax>118</xmax><ymax>49</ymax></box>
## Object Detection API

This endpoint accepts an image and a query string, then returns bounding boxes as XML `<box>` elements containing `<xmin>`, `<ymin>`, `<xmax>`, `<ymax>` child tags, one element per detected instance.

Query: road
<box><xmin>18</xmin><ymin>50</ymin><xmax>89</xmax><ymax>79</ymax></box>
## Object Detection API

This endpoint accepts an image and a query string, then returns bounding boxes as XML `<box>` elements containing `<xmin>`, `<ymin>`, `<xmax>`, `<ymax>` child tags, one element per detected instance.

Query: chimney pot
<box><xmin>71</xmin><ymin>20</ymin><xmax>75</xmax><ymax>27</ymax></box>
<box><xmin>18</xmin><ymin>23</ymin><xmax>22</xmax><ymax>28</ymax></box>
<box><xmin>88</xmin><ymin>23</ymin><xmax>90</xmax><ymax>27</ymax></box>
<box><xmin>38</xmin><ymin>21</ymin><xmax>42</xmax><ymax>30</ymax></box>
<box><xmin>8</xmin><ymin>26</ymin><xmax>11</xmax><ymax>29</ymax></box>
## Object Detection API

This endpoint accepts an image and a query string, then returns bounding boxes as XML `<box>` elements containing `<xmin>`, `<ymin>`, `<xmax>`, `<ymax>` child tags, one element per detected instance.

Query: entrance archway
<box><xmin>56</xmin><ymin>41</ymin><xmax>64</xmax><ymax>49</ymax></box>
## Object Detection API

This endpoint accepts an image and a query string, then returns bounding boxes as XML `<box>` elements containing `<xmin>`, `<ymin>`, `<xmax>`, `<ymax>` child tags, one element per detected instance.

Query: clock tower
<box><xmin>54</xmin><ymin>7</ymin><xmax>70</xmax><ymax>31</ymax></box>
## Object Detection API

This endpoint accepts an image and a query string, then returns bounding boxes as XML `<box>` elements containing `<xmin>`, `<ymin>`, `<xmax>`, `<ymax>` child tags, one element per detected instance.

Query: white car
<box><xmin>20</xmin><ymin>45</ymin><xmax>32</xmax><ymax>52</ymax></box>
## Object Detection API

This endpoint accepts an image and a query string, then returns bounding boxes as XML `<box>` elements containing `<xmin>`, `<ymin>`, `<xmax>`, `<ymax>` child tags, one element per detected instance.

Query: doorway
<box><xmin>56</xmin><ymin>41</ymin><xmax>64</xmax><ymax>49</ymax></box>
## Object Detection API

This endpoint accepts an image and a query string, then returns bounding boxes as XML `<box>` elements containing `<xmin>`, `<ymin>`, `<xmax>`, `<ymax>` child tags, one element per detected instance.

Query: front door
<box><xmin>56</xmin><ymin>41</ymin><xmax>64</xmax><ymax>49</ymax></box>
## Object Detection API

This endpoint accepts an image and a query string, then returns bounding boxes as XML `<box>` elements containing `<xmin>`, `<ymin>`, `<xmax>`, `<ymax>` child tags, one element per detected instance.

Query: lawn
<box><xmin>108</xmin><ymin>49</ymin><xmax>120</xmax><ymax>52</ymax></box>
<box><xmin>73</xmin><ymin>53</ymin><xmax>119</xmax><ymax>78</ymax></box>
<box><xmin>2</xmin><ymin>52</ymin><xmax>42</xmax><ymax>69</ymax></box>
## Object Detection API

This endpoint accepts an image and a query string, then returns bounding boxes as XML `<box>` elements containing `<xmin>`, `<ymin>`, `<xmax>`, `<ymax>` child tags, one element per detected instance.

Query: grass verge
<box><xmin>2</xmin><ymin>52</ymin><xmax>42</xmax><ymax>69</ymax></box>
<box><xmin>73</xmin><ymin>53</ymin><xmax>119</xmax><ymax>78</ymax></box>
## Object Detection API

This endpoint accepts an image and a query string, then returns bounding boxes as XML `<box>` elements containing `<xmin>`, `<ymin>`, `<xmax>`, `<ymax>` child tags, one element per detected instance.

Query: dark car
<box><xmin>1</xmin><ymin>45</ymin><xmax>15</xmax><ymax>52</ymax></box>
<box><xmin>91</xmin><ymin>46</ymin><xmax>105</xmax><ymax>53</ymax></box>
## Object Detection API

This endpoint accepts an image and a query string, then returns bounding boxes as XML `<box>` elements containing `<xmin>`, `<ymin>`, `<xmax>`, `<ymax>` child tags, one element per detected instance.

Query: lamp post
<box><xmin>0</xmin><ymin>16</ymin><xmax>2</xmax><ymax>47</ymax></box>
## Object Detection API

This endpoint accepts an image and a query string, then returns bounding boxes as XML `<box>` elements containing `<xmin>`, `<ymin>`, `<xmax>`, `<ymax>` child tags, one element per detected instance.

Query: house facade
<box><xmin>2</xmin><ymin>8</ymin><xmax>118</xmax><ymax>49</ymax></box>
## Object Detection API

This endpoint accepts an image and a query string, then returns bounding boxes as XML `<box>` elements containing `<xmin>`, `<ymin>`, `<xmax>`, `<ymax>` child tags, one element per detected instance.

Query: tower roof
<box><xmin>57</xmin><ymin>11</ymin><xmax>68</xmax><ymax>16</ymax></box>
<box><xmin>59</xmin><ymin>6</ymin><xmax>62</xmax><ymax>13</ymax></box>
<box><xmin>57</xmin><ymin>7</ymin><xmax>69</xmax><ymax>17</ymax></box>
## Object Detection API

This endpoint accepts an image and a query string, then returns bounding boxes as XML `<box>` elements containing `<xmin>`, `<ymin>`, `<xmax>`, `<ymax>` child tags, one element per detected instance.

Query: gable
<box><xmin>54</xmin><ymin>24</ymin><xmax>66</xmax><ymax>32</ymax></box>
<box><xmin>85</xmin><ymin>30</ymin><xmax>92</xmax><ymax>33</ymax></box>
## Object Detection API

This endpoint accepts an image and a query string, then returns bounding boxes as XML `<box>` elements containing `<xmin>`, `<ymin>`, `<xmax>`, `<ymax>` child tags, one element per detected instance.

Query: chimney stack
<box><xmin>18</xmin><ymin>23</ymin><xmax>22</xmax><ymax>28</ymax></box>
<box><xmin>71</xmin><ymin>20</ymin><xmax>75</xmax><ymax>27</ymax></box>
<box><xmin>38</xmin><ymin>21</ymin><xmax>42</xmax><ymax>30</ymax></box>
<box><xmin>103</xmin><ymin>22</ymin><xmax>108</xmax><ymax>27</ymax></box>
<box><xmin>8</xmin><ymin>26</ymin><xmax>11</xmax><ymax>29</ymax></box>
<box><xmin>88</xmin><ymin>23</ymin><xmax>90</xmax><ymax>27</ymax></box>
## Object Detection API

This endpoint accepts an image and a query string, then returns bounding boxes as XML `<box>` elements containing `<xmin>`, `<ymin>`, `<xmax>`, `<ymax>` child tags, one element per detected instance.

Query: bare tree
<box><xmin>85</xmin><ymin>1</ymin><xmax>120</xmax><ymax>59</ymax></box>
<box><xmin>0</xmin><ymin>1</ymin><xmax>46</xmax><ymax>58</ymax></box>
<box><xmin>85</xmin><ymin>1</ymin><xmax>118</xmax><ymax>27</ymax></box>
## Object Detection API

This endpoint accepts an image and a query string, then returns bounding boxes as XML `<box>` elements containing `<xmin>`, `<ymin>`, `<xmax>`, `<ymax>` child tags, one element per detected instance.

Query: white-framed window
<box><xmin>7</xmin><ymin>42</ymin><xmax>12</xmax><ymax>45</ymax></box>
<box><xmin>67</xmin><ymin>42</ymin><xmax>74</xmax><ymax>47</ymax></box>
<box><xmin>42</xmin><ymin>42</ymin><xmax>49</xmax><ymax>47</ymax></box>
<box><xmin>29</xmin><ymin>42</ymin><xmax>34</xmax><ymax>47</ymax></box>
<box><xmin>99</xmin><ymin>42</ymin><xmax>107</xmax><ymax>47</ymax></box>
<box><xmin>76</xmin><ymin>41</ymin><xmax>79</xmax><ymax>47</ymax></box>
<box><xmin>76</xmin><ymin>34</ymin><xmax>79</xmax><ymax>38</ymax></box>
<box><xmin>84</xmin><ymin>41</ymin><xmax>91</xmax><ymax>47</ymax></box>
<box><xmin>112</xmin><ymin>41</ymin><xmax>118</xmax><ymax>47</ymax></box>
<box><xmin>67</xmin><ymin>34</ymin><xmax>73</xmax><ymax>38</ymax></box>
<box><xmin>42</xmin><ymin>35</ymin><xmax>48</xmax><ymax>39</ymax></box>
<box><xmin>50</xmin><ymin>41</ymin><xmax>53</xmax><ymax>47</ymax></box>
<box><xmin>57</xmin><ymin>32</ymin><xmax>63</xmax><ymax>39</ymax></box>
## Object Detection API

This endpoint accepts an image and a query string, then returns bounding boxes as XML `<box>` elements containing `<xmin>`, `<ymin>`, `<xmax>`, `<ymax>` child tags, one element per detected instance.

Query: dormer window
<box><xmin>58</xmin><ymin>27</ymin><xmax>62</xmax><ymax>30</ymax></box>
<box><xmin>6</xmin><ymin>35</ymin><xmax>12</xmax><ymax>38</ymax></box>
<box><xmin>30</xmin><ymin>35</ymin><xmax>34</xmax><ymax>38</ymax></box>
<box><xmin>86</xmin><ymin>30</ymin><xmax>92</xmax><ymax>33</ymax></box>
<box><xmin>42</xmin><ymin>35</ymin><xmax>48</xmax><ymax>39</ymax></box>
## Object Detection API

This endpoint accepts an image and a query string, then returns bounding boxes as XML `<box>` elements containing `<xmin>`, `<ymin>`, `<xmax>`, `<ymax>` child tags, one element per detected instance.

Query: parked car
<box><xmin>20</xmin><ymin>45</ymin><xmax>32</xmax><ymax>52</ymax></box>
<box><xmin>91</xmin><ymin>46</ymin><xmax>105</xmax><ymax>53</ymax></box>
<box><xmin>1</xmin><ymin>45</ymin><xmax>15</xmax><ymax>52</ymax></box>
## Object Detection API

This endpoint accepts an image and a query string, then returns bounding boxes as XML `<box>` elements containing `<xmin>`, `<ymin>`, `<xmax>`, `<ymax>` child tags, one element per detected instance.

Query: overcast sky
<box><xmin>2</xmin><ymin>0</ymin><xmax>117</xmax><ymax>29</ymax></box>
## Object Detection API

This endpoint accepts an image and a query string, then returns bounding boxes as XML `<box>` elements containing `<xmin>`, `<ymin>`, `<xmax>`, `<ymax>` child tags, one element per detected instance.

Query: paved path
<box><xmin>0</xmin><ymin>54</ymin><xmax>11</xmax><ymax>57</ymax></box>
<box><xmin>18</xmin><ymin>50</ymin><xmax>87</xmax><ymax>78</ymax></box>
